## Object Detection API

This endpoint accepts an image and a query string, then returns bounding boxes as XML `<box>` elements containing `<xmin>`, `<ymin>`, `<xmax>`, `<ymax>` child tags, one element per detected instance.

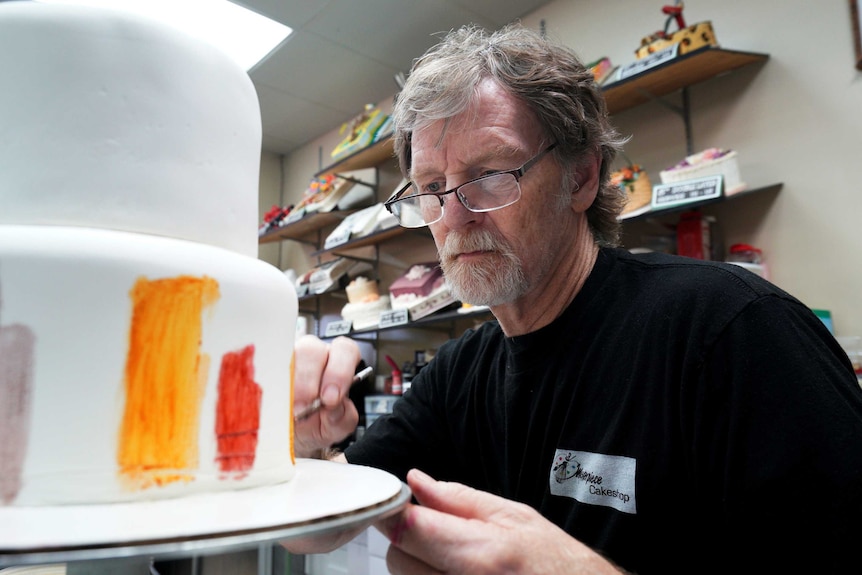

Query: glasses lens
<box><xmin>391</xmin><ymin>186</ymin><xmax>442</xmax><ymax>228</ymax></box>
<box><xmin>389</xmin><ymin>172</ymin><xmax>522</xmax><ymax>228</ymax></box>
<box><xmin>459</xmin><ymin>173</ymin><xmax>520</xmax><ymax>211</ymax></box>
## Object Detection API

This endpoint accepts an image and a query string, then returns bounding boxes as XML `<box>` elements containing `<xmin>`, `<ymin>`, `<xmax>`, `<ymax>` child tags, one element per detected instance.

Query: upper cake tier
<box><xmin>0</xmin><ymin>3</ymin><xmax>262</xmax><ymax>257</ymax></box>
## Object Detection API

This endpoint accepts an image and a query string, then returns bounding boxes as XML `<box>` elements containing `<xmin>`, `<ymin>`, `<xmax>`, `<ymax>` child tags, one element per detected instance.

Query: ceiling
<box><xmin>237</xmin><ymin>0</ymin><xmax>551</xmax><ymax>155</ymax></box>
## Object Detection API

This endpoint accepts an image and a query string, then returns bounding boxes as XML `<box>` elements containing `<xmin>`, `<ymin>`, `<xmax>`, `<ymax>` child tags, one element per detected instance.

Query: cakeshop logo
<box><xmin>549</xmin><ymin>449</ymin><xmax>637</xmax><ymax>514</ymax></box>
<box><xmin>553</xmin><ymin>452</ymin><xmax>602</xmax><ymax>485</ymax></box>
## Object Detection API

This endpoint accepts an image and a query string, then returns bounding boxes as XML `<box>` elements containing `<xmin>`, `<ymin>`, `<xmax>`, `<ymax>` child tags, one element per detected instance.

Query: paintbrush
<box><xmin>294</xmin><ymin>365</ymin><xmax>374</xmax><ymax>423</ymax></box>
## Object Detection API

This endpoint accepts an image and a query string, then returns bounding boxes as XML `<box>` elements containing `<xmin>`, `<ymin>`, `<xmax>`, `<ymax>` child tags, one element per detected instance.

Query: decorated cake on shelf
<box><xmin>660</xmin><ymin>148</ymin><xmax>746</xmax><ymax>195</ymax></box>
<box><xmin>259</xmin><ymin>177</ymin><xmax>375</xmax><ymax>237</ymax></box>
<box><xmin>635</xmin><ymin>3</ymin><xmax>718</xmax><ymax>59</ymax></box>
<box><xmin>389</xmin><ymin>262</ymin><xmax>457</xmax><ymax>321</ymax></box>
<box><xmin>611</xmin><ymin>163</ymin><xmax>652</xmax><ymax>217</ymax></box>
<box><xmin>0</xmin><ymin>3</ymin><xmax>299</xmax><ymax>507</ymax></box>
<box><xmin>341</xmin><ymin>276</ymin><xmax>391</xmax><ymax>331</ymax></box>
<box><xmin>293</xmin><ymin>174</ymin><xmax>357</xmax><ymax>215</ymax></box>
<box><xmin>586</xmin><ymin>57</ymin><xmax>618</xmax><ymax>86</ymax></box>
<box><xmin>330</xmin><ymin>104</ymin><xmax>393</xmax><ymax>162</ymax></box>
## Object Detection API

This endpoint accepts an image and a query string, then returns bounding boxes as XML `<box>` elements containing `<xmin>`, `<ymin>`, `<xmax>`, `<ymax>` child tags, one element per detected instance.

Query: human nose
<box><xmin>438</xmin><ymin>186</ymin><xmax>479</xmax><ymax>228</ymax></box>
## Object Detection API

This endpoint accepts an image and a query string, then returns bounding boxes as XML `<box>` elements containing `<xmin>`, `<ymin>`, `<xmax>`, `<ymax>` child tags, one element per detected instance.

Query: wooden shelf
<box><xmin>312</xmin><ymin>226</ymin><xmax>414</xmax><ymax>257</ymax></box>
<box><xmin>602</xmin><ymin>47</ymin><xmax>769</xmax><ymax>114</ymax></box>
<box><xmin>298</xmin><ymin>287</ymin><xmax>347</xmax><ymax>303</ymax></box>
<box><xmin>303</xmin><ymin>48</ymin><xmax>769</xmax><ymax>185</ymax></box>
<box><xmin>619</xmin><ymin>183</ymin><xmax>782</xmax><ymax>223</ymax></box>
<box><xmin>346</xmin><ymin>306</ymin><xmax>493</xmax><ymax>337</ymax></box>
<box><xmin>314</xmin><ymin>134</ymin><xmax>396</xmax><ymax>178</ymax></box>
<box><xmin>258</xmin><ymin>211</ymin><xmax>351</xmax><ymax>244</ymax></box>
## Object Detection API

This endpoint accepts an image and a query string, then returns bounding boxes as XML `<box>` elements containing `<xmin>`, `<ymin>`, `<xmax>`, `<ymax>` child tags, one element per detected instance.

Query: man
<box><xmin>292</xmin><ymin>24</ymin><xmax>862</xmax><ymax>573</ymax></box>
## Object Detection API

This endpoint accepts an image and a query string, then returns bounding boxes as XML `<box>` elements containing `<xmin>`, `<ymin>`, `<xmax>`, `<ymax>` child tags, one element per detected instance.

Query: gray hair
<box><xmin>392</xmin><ymin>24</ymin><xmax>629</xmax><ymax>246</ymax></box>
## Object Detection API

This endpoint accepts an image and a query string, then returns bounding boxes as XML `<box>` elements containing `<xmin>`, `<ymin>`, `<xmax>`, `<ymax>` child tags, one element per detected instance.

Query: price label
<box><xmin>378</xmin><ymin>308</ymin><xmax>409</xmax><ymax>329</ymax></box>
<box><xmin>617</xmin><ymin>44</ymin><xmax>678</xmax><ymax>81</ymax></box>
<box><xmin>651</xmin><ymin>175</ymin><xmax>723</xmax><ymax>209</ymax></box>
<box><xmin>324</xmin><ymin>320</ymin><xmax>352</xmax><ymax>337</ymax></box>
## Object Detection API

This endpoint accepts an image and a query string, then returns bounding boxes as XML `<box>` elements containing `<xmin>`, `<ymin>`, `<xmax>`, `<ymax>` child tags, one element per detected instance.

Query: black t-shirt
<box><xmin>346</xmin><ymin>248</ymin><xmax>862</xmax><ymax>573</ymax></box>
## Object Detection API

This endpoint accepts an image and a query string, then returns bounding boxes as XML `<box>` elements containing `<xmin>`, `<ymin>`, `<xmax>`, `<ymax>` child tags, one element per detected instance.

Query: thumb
<box><xmin>406</xmin><ymin>468</ymin><xmax>507</xmax><ymax>521</ymax></box>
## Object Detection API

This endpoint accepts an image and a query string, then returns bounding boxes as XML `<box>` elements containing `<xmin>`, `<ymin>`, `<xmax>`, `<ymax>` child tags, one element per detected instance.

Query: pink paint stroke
<box><xmin>0</xmin><ymin>322</ymin><xmax>36</xmax><ymax>505</ymax></box>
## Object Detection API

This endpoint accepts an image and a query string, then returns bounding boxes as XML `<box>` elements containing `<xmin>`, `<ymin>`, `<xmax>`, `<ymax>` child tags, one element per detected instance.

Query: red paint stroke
<box><xmin>215</xmin><ymin>345</ymin><xmax>262</xmax><ymax>478</ymax></box>
<box><xmin>0</xmin><ymin>294</ymin><xmax>36</xmax><ymax>504</ymax></box>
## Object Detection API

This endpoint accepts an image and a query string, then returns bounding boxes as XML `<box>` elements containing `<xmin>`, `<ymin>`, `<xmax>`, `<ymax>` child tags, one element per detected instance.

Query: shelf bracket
<box><xmin>634</xmin><ymin>85</ymin><xmax>694</xmax><ymax>155</ymax></box>
<box><xmin>680</xmin><ymin>87</ymin><xmax>693</xmax><ymax>156</ymax></box>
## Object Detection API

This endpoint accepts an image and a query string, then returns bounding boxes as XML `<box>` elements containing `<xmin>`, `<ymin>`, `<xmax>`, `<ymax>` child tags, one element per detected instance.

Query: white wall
<box><xmin>520</xmin><ymin>0</ymin><xmax>862</xmax><ymax>336</ymax></box>
<box><xmin>268</xmin><ymin>0</ymin><xmax>862</xmax><ymax>337</ymax></box>
<box><xmin>258</xmin><ymin>150</ymin><xmax>284</xmax><ymax>267</ymax></box>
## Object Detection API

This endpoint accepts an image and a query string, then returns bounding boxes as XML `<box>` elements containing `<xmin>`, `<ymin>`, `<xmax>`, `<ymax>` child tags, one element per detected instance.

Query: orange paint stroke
<box><xmin>215</xmin><ymin>345</ymin><xmax>262</xmax><ymax>478</ymax></box>
<box><xmin>118</xmin><ymin>275</ymin><xmax>219</xmax><ymax>491</ymax></box>
<box><xmin>289</xmin><ymin>350</ymin><xmax>296</xmax><ymax>464</ymax></box>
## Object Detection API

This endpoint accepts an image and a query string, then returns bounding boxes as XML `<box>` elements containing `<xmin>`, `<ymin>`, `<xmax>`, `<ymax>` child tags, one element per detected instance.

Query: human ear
<box><xmin>570</xmin><ymin>150</ymin><xmax>601</xmax><ymax>212</ymax></box>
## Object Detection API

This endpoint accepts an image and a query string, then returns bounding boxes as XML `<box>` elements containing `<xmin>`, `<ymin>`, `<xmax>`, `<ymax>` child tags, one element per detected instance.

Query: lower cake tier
<box><xmin>0</xmin><ymin>226</ymin><xmax>298</xmax><ymax>506</ymax></box>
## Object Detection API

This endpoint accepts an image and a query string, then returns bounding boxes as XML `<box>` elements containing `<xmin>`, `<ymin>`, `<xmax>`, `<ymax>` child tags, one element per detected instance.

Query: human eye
<box><xmin>414</xmin><ymin>180</ymin><xmax>443</xmax><ymax>195</ymax></box>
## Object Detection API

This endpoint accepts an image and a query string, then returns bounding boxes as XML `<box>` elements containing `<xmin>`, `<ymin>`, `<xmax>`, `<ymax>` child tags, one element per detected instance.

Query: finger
<box><xmin>386</xmin><ymin>542</ymin><xmax>445</xmax><ymax>575</ymax></box>
<box><xmin>377</xmin><ymin>471</ymin><xmax>534</xmax><ymax>572</ymax></box>
<box><xmin>280</xmin><ymin>522</ymin><xmax>366</xmax><ymax>555</ymax></box>
<box><xmin>319</xmin><ymin>336</ymin><xmax>362</xmax><ymax>407</ymax></box>
<box><xmin>407</xmin><ymin>468</ymin><xmax>512</xmax><ymax>521</ymax></box>
<box><xmin>293</xmin><ymin>334</ymin><xmax>330</xmax><ymax>407</ymax></box>
<box><xmin>377</xmin><ymin>501</ymin><xmax>468</xmax><ymax>571</ymax></box>
<box><xmin>293</xmin><ymin>396</ymin><xmax>358</xmax><ymax>459</ymax></box>
<box><xmin>318</xmin><ymin>396</ymin><xmax>359</xmax><ymax>440</ymax></box>
<box><xmin>382</xmin><ymin>472</ymin><xmax>611</xmax><ymax>574</ymax></box>
<box><xmin>292</xmin><ymin>335</ymin><xmax>360</xmax><ymax>457</ymax></box>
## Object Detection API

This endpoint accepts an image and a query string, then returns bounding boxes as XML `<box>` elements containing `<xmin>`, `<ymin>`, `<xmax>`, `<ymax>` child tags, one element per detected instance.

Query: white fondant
<box><xmin>0</xmin><ymin>3</ymin><xmax>261</xmax><ymax>257</ymax></box>
<box><xmin>0</xmin><ymin>4</ymin><xmax>298</xmax><ymax>510</ymax></box>
<box><xmin>0</xmin><ymin>460</ymin><xmax>406</xmax><ymax>554</ymax></box>
<box><xmin>0</xmin><ymin>227</ymin><xmax>297</xmax><ymax>506</ymax></box>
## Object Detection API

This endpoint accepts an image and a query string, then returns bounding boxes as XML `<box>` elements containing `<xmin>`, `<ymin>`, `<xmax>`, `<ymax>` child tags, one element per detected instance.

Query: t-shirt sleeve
<box><xmin>687</xmin><ymin>292</ymin><xmax>862</xmax><ymax>567</ymax></box>
<box><xmin>344</xmin><ymin>344</ymin><xmax>456</xmax><ymax>482</ymax></box>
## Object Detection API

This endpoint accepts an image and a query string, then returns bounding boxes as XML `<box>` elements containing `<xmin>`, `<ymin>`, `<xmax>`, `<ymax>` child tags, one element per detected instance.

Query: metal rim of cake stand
<box><xmin>0</xmin><ymin>483</ymin><xmax>410</xmax><ymax>568</ymax></box>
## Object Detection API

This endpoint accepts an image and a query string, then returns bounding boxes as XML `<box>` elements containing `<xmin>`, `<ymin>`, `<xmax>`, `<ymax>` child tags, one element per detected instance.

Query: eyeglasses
<box><xmin>384</xmin><ymin>143</ymin><xmax>557</xmax><ymax>228</ymax></box>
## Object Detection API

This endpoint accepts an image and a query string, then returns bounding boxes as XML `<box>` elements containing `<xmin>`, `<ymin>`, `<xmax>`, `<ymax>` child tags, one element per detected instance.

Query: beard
<box><xmin>438</xmin><ymin>228</ymin><xmax>527</xmax><ymax>307</ymax></box>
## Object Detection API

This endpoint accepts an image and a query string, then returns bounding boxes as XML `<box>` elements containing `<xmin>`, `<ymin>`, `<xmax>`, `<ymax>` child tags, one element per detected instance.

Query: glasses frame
<box><xmin>384</xmin><ymin>143</ymin><xmax>557</xmax><ymax>228</ymax></box>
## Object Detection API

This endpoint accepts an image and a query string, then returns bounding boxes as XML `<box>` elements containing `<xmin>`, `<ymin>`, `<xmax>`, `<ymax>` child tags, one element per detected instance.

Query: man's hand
<box><xmin>376</xmin><ymin>469</ymin><xmax>623</xmax><ymax>575</ymax></box>
<box><xmin>292</xmin><ymin>334</ymin><xmax>361</xmax><ymax>458</ymax></box>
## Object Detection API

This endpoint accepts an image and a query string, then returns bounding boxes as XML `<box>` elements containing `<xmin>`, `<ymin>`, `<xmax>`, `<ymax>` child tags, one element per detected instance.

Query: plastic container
<box><xmin>837</xmin><ymin>336</ymin><xmax>862</xmax><ymax>376</ymax></box>
<box><xmin>727</xmin><ymin>243</ymin><xmax>763</xmax><ymax>264</ymax></box>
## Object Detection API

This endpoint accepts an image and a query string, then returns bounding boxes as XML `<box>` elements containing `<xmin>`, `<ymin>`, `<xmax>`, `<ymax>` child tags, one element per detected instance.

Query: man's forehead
<box><xmin>410</xmin><ymin>133</ymin><xmax>522</xmax><ymax>178</ymax></box>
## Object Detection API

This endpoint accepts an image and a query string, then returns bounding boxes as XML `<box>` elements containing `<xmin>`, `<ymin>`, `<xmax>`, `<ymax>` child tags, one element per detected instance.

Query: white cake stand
<box><xmin>0</xmin><ymin>460</ymin><xmax>410</xmax><ymax>570</ymax></box>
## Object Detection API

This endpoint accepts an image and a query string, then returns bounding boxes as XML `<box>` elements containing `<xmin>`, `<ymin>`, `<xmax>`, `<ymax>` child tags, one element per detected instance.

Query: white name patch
<box><xmin>549</xmin><ymin>449</ymin><xmax>637</xmax><ymax>514</ymax></box>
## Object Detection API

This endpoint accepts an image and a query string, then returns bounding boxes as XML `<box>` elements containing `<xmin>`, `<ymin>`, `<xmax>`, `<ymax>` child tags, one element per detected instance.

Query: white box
<box><xmin>660</xmin><ymin>149</ymin><xmax>746</xmax><ymax>195</ymax></box>
<box><xmin>365</xmin><ymin>395</ymin><xmax>399</xmax><ymax>427</ymax></box>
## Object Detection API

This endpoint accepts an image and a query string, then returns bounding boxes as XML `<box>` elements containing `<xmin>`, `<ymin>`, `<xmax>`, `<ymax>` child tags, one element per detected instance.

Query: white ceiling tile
<box><xmin>251</xmin><ymin>31</ymin><xmax>401</xmax><ymax>108</ymax></box>
<box><xmin>232</xmin><ymin>0</ymin><xmax>330</xmax><ymax>28</ymax></box>
<box><xmin>240</xmin><ymin>0</ymin><xmax>552</xmax><ymax>153</ymax></box>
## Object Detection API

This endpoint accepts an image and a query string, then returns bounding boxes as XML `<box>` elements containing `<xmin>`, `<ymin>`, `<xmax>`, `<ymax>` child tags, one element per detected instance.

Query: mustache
<box><xmin>439</xmin><ymin>229</ymin><xmax>505</xmax><ymax>262</ymax></box>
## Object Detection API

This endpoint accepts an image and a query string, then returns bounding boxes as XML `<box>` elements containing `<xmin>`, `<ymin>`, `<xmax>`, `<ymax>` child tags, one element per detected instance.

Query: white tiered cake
<box><xmin>0</xmin><ymin>3</ymin><xmax>298</xmax><ymax>507</ymax></box>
